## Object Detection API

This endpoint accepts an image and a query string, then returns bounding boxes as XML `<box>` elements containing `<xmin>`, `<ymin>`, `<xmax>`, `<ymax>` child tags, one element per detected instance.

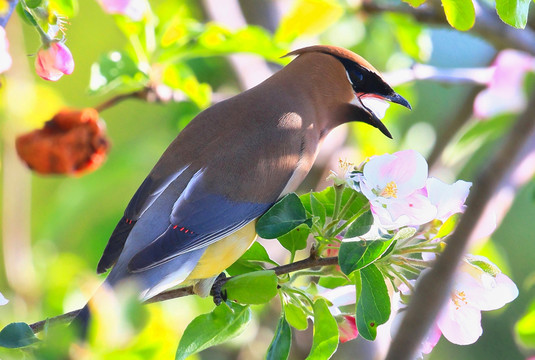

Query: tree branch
<box><xmin>386</xmin><ymin>85</ymin><xmax>535</xmax><ymax>359</ymax></box>
<box><xmin>361</xmin><ymin>0</ymin><xmax>535</xmax><ymax>55</ymax></box>
<box><xmin>28</xmin><ymin>256</ymin><xmax>339</xmax><ymax>334</ymax></box>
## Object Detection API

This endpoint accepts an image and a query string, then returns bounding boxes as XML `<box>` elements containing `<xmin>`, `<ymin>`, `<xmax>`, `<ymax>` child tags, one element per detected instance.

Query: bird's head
<box><xmin>284</xmin><ymin>45</ymin><xmax>411</xmax><ymax>138</ymax></box>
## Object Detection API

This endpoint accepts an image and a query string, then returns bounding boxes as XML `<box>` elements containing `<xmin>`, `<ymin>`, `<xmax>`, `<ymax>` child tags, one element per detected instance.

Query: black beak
<box><xmin>357</xmin><ymin>107</ymin><xmax>393</xmax><ymax>139</ymax></box>
<box><xmin>384</xmin><ymin>92</ymin><xmax>412</xmax><ymax>110</ymax></box>
<box><xmin>349</xmin><ymin>91</ymin><xmax>410</xmax><ymax>140</ymax></box>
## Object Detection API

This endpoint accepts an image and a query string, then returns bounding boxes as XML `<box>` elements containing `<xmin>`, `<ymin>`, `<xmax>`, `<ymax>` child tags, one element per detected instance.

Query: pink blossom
<box><xmin>35</xmin><ymin>41</ymin><xmax>74</xmax><ymax>81</ymax></box>
<box><xmin>318</xmin><ymin>285</ymin><xmax>360</xmax><ymax>343</ymax></box>
<box><xmin>0</xmin><ymin>27</ymin><xmax>12</xmax><ymax>74</ymax></box>
<box><xmin>338</xmin><ymin>315</ymin><xmax>359</xmax><ymax>343</ymax></box>
<box><xmin>474</xmin><ymin>50</ymin><xmax>535</xmax><ymax>118</ymax></box>
<box><xmin>98</xmin><ymin>0</ymin><xmax>147</xmax><ymax>21</ymax></box>
<box><xmin>437</xmin><ymin>255</ymin><xmax>518</xmax><ymax>345</ymax></box>
<box><xmin>357</xmin><ymin>150</ymin><xmax>437</xmax><ymax>229</ymax></box>
<box><xmin>426</xmin><ymin>178</ymin><xmax>472</xmax><ymax>222</ymax></box>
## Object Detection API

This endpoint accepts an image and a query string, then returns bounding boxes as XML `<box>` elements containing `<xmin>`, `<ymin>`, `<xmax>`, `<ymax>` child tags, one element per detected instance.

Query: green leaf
<box><xmin>185</xmin><ymin>24</ymin><xmax>286</xmax><ymax>62</ymax></box>
<box><xmin>301</xmin><ymin>187</ymin><xmax>367</xmax><ymax>221</ymax></box>
<box><xmin>496</xmin><ymin>0</ymin><xmax>530</xmax><ymax>28</ymax></box>
<box><xmin>0</xmin><ymin>323</ymin><xmax>39</xmax><ymax>348</ymax></box>
<box><xmin>318</xmin><ymin>274</ymin><xmax>350</xmax><ymax>289</ymax></box>
<box><xmin>388</xmin><ymin>14</ymin><xmax>430</xmax><ymax>62</ymax></box>
<box><xmin>458</xmin><ymin>114</ymin><xmax>513</xmax><ymax>146</ymax></box>
<box><xmin>284</xmin><ymin>302</ymin><xmax>309</xmax><ymax>331</ymax></box>
<box><xmin>344</xmin><ymin>209</ymin><xmax>374</xmax><ymax>238</ymax></box>
<box><xmin>222</xmin><ymin>270</ymin><xmax>278</xmax><ymax>305</ymax></box>
<box><xmin>266</xmin><ymin>316</ymin><xmax>292</xmax><ymax>360</ymax></box>
<box><xmin>257</xmin><ymin>193</ymin><xmax>311</xmax><ymax>239</ymax></box>
<box><xmin>175</xmin><ymin>302</ymin><xmax>251</xmax><ymax>360</ymax></box>
<box><xmin>355</xmin><ymin>265</ymin><xmax>391</xmax><ymax>340</ymax></box>
<box><xmin>401</xmin><ymin>0</ymin><xmax>427</xmax><ymax>7</ymax></box>
<box><xmin>163</xmin><ymin>63</ymin><xmax>211</xmax><ymax>108</ymax></box>
<box><xmin>441</xmin><ymin>0</ymin><xmax>475</xmax><ymax>31</ymax></box>
<box><xmin>226</xmin><ymin>242</ymin><xmax>278</xmax><ymax>276</ymax></box>
<box><xmin>306</xmin><ymin>299</ymin><xmax>338</xmax><ymax>360</ymax></box>
<box><xmin>392</xmin><ymin>227</ymin><xmax>417</xmax><ymax>242</ymax></box>
<box><xmin>338</xmin><ymin>239</ymin><xmax>394</xmax><ymax>275</ymax></box>
<box><xmin>89</xmin><ymin>51</ymin><xmax>147</xmax><ymax>95</ymax></box>
<box><xmin>278</xmin><ymin>224</ymin><xmax>310</xmax><ymax>256</ymax></box>
<box><xmin>237</xmin><ymin>241</ymin><xmax>277</xmax><ymax>265</ymax></box>
<box><xmin>25</xmin><ymin>0</ymin><xmax>42</xmax><ymax>9</ymax></box>
<box><xmin>516</xmin><ymin>299</ymin><xmax>535</xmax><ymax>348</ymax></box>
<box><xmin>310</xmin><ymin>193</ymin><xmax>327</xmax><ymax>227</ymax></box>
<box><xmin>435</xmin><ymin>213</ymin><xmax>461</xmax><ymax>239</ymax></box>
<box><xmin>16</xmin><ymin>2</ymin><xmax>38</xmax><ymax>26</ymax></box>
<box><xmin>49</xmin><ymin>0</ymin><xmax>76</xmax><ymax>17</ymax></box>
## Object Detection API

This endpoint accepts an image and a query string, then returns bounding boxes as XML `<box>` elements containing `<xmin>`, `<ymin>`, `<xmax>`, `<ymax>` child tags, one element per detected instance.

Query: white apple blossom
<box><xmin>437</xmin><ymin>255</ymin><xmax>518</xmax><ymax>345</ymax></box>
<box><xmin>355</xmin><ymin>150</ymin><xmax>437</xmax><ymax>229</ymax></box>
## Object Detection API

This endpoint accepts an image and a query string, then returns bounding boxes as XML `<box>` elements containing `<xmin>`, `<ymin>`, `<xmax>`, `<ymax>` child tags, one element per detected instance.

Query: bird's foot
<box><xmin>210</xmin><ymin>272</ymin><xmax>228</xmax><ymax>306</ymax></box>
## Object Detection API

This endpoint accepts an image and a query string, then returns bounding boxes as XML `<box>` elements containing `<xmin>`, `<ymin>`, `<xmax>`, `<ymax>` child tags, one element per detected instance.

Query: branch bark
<box><xmin>386</xmin><ymin>86</ymin><xmax>535</xmax><ymax>359</ymax></box>
<box><xmin>28</xmin><ymin>256</ymin><xmax>339</xmax><ymax>334</ymax></box>
<box><xmin>361</xmin><ymin>0</ymin><xmax>535</xmax><ymax>55</ymax></box>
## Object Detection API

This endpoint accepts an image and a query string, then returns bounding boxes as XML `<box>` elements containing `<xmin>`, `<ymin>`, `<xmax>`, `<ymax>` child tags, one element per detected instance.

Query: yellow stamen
<box><xmin>380</xmin><ymin>181</ymin><xmax>398</xmax><ymax>198</ymax></box>
<box><xmin>452</xmin><ymin>290</ymin><xmax>468</xmax><ymax>310</ymax></box>
<box><xmin>338</xmin><ymin>158</ymin><xmax>354</xmax><ymax>171</ymax></box>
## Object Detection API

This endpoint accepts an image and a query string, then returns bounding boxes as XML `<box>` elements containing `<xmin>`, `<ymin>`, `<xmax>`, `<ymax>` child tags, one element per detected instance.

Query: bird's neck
<box><xmin>270</xmin><ymin>52</ymin><xmax>355</xmax><ymax>134</ymax></box>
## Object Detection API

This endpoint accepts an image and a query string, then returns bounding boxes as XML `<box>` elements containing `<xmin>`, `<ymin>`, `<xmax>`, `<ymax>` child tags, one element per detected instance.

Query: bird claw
<box><xmin>210</xmin><ymin>272</ymin><xmax>228</xmax><ymax>306</ymax></box>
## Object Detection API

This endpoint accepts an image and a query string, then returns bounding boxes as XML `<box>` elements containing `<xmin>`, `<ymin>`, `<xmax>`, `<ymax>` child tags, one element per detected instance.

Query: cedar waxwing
<box><xmin>73</xmin><ymin>45</ymin><xmax>410</xmax><ymax>330</ymax></box>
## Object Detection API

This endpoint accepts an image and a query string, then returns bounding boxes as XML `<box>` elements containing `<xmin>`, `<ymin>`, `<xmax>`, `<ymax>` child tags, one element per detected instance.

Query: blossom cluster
<box><xmin>326</xmin><ymin>149</ymin><xmax>518</xmax><ymax>355</ymax></box>
<box><xmin>351</xmin><ymin>149</ymin><xmax>471</xmax><ymax>230</ymax></box>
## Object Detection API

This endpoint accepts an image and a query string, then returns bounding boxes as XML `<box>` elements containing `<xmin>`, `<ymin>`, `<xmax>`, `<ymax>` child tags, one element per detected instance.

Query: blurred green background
<box><xmin>1</xmin><ymin>0</ymin><xmax>534</xmax><ymax>358</ymax></box>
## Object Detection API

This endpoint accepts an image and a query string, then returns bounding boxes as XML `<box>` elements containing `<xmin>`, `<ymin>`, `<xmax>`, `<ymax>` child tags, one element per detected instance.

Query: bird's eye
<box><xmin>349</xmin><ymin>68</ymin><xmax>363</xmax><ymax>83</ymax></box>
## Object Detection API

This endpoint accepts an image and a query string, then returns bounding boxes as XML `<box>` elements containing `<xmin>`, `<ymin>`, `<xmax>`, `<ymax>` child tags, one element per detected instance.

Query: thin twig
<box><xmin>28</xmin><ymin>255</ymin><xmax>339</xmax><ymax>334</ymax></box>
<box><xmin>94</xmin><ymin>89</ymin><xmax>150</xmax><ymax>113</ymax></box>
<box><xmin>386</xmin><ymin>85</ymin><xmax>535</xmax><ymax>359</ymax></box>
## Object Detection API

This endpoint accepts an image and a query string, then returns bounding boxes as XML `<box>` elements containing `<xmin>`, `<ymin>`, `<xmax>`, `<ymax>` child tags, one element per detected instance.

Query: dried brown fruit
<box><xmin>16</xmin><ymin>108</ymin><xmax>110</xmax><ymax>175</ymax></box>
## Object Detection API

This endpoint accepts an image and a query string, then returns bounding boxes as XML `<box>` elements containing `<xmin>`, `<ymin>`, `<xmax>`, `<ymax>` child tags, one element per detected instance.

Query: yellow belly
<box><xmin>184</xmin><ymin>221</ymin><xmax>257</xmax><ymax>281</ymax></box>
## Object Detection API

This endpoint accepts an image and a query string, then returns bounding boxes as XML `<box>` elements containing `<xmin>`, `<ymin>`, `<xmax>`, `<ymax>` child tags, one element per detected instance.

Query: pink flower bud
<box><xmin>0</xmin><ymin>27</ymin><xmax>12</xmax><ymax>74</ymax></box>
<box><xmin>339</xmin><ymin>315</ymin><xmax>359</xmax><ymax>343</ymax></box>
<box><xmin>34</xmin><ymin>41</ymin><xmax>74</xmax><ymax>81</ymax></box>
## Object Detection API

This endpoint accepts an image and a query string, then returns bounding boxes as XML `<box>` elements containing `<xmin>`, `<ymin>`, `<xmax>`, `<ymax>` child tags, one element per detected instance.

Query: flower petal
<box><xmin>371</xmin><ymin>193</ymin><xmax>437</xmax><ymax>229</ymax></box>
<box><xmin>0</xmin><ymin>27</ymin><xmax>12</xmax><ymax>74</ymax></box>
<box><xmin>426</xmin><ymin>178</ymin><xmax>471</xmax><ymax>222</ymax></box>
<box><xmin>438</xmin><ymin>301</ymin><xmax>482</xmax><ymax>345</ymax></box>
<box><xmin>319</xmin><ymin>285</ymin><xmax>356</xmax><ymax>308</ymax></box>
<box><xmin>0</xmin><ymin>292</ymin><xmax>8</xmax><ymax>306</ymax></box>
<box><xmin>421</xmin><ymin>322</ymin><xmax>442</xmax><ymax>354</ymax></box>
